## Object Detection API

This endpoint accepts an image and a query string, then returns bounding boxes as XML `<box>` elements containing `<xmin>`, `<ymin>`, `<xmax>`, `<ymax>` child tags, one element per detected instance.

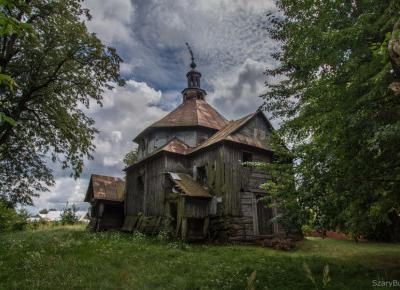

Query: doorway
<box><xmin>257</xmin><ymin>198</ymin><xmax>273</xmax><ymax>235</ymax></box>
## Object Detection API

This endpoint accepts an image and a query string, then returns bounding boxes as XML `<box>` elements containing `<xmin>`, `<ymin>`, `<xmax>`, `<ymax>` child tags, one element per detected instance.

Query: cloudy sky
<box><xmin>30</xmin><ymin>0</ymin><xmax>278</xmax><ymax>212</ymax></box>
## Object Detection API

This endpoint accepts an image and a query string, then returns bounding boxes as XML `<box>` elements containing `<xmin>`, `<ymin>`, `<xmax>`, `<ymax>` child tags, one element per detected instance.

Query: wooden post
<box><xmin>175</xmin><ymin>218</ymin><xmax>181</xmax><ymax>238</ymax></box>
<box><xmin>203</xmin><ymin>217</ymin><xmax>210</xmax><ymax>238</ymax></box>
<box><xmin>252</xmin><ymin>195</ymin><xmax>259</xmax><ymax>236</ymax></box>
<box><xmin>181</xmin><ymin>218</ymin><xmax>188</xmax><ymax>240</ymax></box>
<box><xmin>272</xmin><ymin>207</ymin><xmax>279</xmax><ymax>235</ymax></box>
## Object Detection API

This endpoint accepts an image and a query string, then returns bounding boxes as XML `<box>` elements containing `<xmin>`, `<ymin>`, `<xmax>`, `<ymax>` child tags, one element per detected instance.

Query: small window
<box><xmin>242</xmin><ymin>152</ymin><xmax>253</xmax><ymax>162</ymax></box>
<box><xmin>196</xmin><ymin>166</ymin><xmax>207</xmax><ymax>185</ymax></box>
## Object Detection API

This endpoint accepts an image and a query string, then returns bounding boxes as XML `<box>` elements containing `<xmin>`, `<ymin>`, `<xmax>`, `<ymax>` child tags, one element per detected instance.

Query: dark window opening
<box><xmin>242</xmin><ymin>151</ymin><xmax>253</xmax><ymax>163</ymax></box>
<box><xmin>196</xmin><ymin>166</ymin><xmax>207</xmax><ymax>186</ymax></box>
<box><xmin>187</xmin><ymin>218</ymin><xmax>204</xmax><ymax>237</ymax></box>
<box><xmin>169</xmin><ymin>202</ymin><xmax>177</xmax><ymax>230</ymax></box>
<box><xmin>257</xmin><ymin>199</ymin><xmax>273</xmax><ymax>235</ymax></box>
<box><xmin>137</xmin><ymin>176</ymin><xmax>144</xmax><ymax>196</ymax></box>
<box><xmin>103</xmin><ymin>203</ymin><xmax>124</xmax><ymax>217</ymax></box>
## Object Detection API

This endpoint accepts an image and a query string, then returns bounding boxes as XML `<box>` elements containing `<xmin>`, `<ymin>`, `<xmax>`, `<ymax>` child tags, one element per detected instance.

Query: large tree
<box><xmin>0</xmin><ymin>0</ymin><xmax>123</xmax><ymax>205</ymax></box>
<box><xmin>263</xmin><ymin>1</ymin><xmax>400</xmax><ymax>240</ymax></box>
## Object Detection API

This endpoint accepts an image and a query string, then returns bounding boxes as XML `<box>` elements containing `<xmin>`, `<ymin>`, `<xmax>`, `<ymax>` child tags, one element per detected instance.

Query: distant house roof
<box><xmin>84</xmin><ymin>174</ymin><xmax>125</xmax><ymax>202</ymax></box>
<box><xmin>168</xmin><ymin>172</ymin><xmax>211</xmax><ymax>198</ymax></box>
<box><xmin>134</xmin><ymin>98</ymin><xmax>228</xmax><ymax>141</ymax></box>
<box><xmin>39</xmin><ymin>211</ymin><xmax>63</xmax><ymax>221</ymax></box>
<box><xmin>38</xmin><ymin>210</ymin><xmax>89</xmax><ymax>221</ymax></box>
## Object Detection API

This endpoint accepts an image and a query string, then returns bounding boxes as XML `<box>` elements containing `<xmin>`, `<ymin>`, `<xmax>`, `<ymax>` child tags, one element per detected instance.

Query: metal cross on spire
<box><xmin>185</xmin><ymin>42</ymin><xmax>196</xmax><ymax>69</ymax></box>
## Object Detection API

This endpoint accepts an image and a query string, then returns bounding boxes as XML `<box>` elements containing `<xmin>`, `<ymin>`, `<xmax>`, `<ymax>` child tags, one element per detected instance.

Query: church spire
<box><xmin>186</xmin><ymin>42</ymin><xmax>196</xmax><ymax>70</ymax></box>
<box><xmin>182</xmin><ymin>43</ymin><xmax>206</xmax><ymax>102</ymax></box>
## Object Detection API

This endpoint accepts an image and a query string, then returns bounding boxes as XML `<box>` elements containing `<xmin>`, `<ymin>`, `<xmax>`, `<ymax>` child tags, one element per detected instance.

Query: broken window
<box><xmin>169</xmin><ymin>202</ymin><xmax>177</xmax><ymax>230</ymax></box>
<box><xmin>196</xmin><ymin>166</ymin><xmax>207</xmax><ymax>186</ymax></box>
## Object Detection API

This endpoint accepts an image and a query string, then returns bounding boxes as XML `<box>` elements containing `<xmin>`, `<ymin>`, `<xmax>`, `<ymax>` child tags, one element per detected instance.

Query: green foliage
<box><xmin>123</xmin><ymin>148</ymin><xmax>138</xmax><ymax>167</ymax></box>
<box><xmin>60</xmin><ymin>203</ymin><xmax>78</xmax><ymax>225</ymax></box>
<box><xmin>263</xmin><ymin>1</ymin><xmax>400</xmax><ymax>241</ymax></box>
<box><xmin>0</xmin><ymin>1</ymin><xmax>29</xmax><ymax>136</ymax></box>
<box><xmin>251</xmin><ymin>132</ymin><xmax>309</xmax><ymax>234</ymax></box>
<box><xmin>0</xmin><ymin>227</ymin><xmax>400</xmax><ymax>289</ymax></box>
<box><xmin>0</xmin><ymin>200</ymin><xmax>27</xmax><ymax>232</ymax></box>
<box><xmin>0</xmin><ymin>0</ymin><xmax>123</xmax><ymax>206</ymax></box>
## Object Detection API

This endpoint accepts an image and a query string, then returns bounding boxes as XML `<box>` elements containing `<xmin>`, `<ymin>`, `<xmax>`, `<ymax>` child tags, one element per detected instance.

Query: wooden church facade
<box><xmin>86</xmin><ymin>54</ymin><xmax>281</xmax><ymax>241</ymax></box>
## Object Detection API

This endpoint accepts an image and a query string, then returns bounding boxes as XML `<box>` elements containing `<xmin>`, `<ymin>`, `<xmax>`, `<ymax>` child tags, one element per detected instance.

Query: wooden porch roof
<box><xmin>168</xmin><ymin>173</ymin><xmax>211</xmax><ymax>198</ymax></box>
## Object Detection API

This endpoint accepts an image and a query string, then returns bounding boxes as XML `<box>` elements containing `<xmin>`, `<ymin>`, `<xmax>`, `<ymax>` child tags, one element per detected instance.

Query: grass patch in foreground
<box><xmin>0</xmin><ymin>226</ymin><xmax>399</xmax><ymax>290</ymax></box>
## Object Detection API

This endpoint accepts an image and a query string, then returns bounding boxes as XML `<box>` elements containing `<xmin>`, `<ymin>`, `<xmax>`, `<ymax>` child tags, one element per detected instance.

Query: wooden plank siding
<box><xmin>125</xmin><ymin>154</ymin><xmax>167</xmax><ymax>217</ymax></box>
<box><xmin>124</xmin><ymin>113</ymin><xmax>275</xmax><ymax>241</ymax></box>
<box><xmin>189</xmin><ymin>142</ymin><xmax>271</xmax><ymax>216</ymax></box>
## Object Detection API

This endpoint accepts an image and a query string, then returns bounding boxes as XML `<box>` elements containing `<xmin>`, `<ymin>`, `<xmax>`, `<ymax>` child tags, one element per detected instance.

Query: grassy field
<box><xmin>0</xmin><ymin>226</ymin><xmax>399</xmax><ymax>290</ymax></box>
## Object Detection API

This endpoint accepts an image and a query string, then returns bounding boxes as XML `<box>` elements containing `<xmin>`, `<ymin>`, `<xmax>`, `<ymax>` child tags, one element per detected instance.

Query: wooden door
<box><xmin>257</xmin><ymin>199</ymin><xmax>273</xmax><ymax>235</ymax></box>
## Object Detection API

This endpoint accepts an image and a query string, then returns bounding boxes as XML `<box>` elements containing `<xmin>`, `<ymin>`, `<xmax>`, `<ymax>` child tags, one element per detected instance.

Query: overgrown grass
<box><xmin>0</xmin><ymin>226</ymin><xmax>399</xmax><ymax>289</ymax></box>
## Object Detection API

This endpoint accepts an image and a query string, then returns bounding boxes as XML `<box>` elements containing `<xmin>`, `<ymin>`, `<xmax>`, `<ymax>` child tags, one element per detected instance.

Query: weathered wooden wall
<box><xmin>125</xmin><ymin>154</ymin><xmax>167</xmax><ymax>217</ymax></box>
<box><xmin>124</xmin><ymin>113</ymin><xmax>276</xmax><ymax>241</ymax></box>
<box><xmin>235</xmin><ymin>114</ymin><xmax>271</xmax><ymax>141</ymax></box>
<box><xmin>184</xmin><ymin>198</ymin><xmax>210</xmax><ymax>218</ymax></box>
<box><xmin>190</xmin><ymin>143</ymin><xmax>271</xmax><ymax>216</ymax></box>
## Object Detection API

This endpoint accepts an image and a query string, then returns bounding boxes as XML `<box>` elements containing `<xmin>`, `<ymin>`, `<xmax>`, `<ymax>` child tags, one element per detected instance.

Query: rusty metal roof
<box><xmin>134</xmin><ymin>98</ymin><xmax>228</xmax><ymax>141</ymax></box>
<box><xmin>162</xmin><ymin>137</ymin><xmax>191</xmax><ymax>154</ymax></box>
<box><xmin>84</xmin><ymin>174</ymin><xmax>125</xmax><ymax>202</ymax></box>
<box><xmin>169</xmin><ymin>173</ymin><xmax>211</xmax><ymax>198</ymax></box>
<box><xmin>126</xmin><ymin>111</ymin><xmax>272</xmax><ymax>171</ymax></box>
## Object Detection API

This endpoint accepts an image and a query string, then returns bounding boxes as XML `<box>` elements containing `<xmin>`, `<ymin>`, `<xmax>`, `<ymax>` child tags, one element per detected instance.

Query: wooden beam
<box><xmin>203</xmin><ymin>217</ymin><xmax>209</xmax><ymax>238</ymax></box>
<box><xmin>181</xmin><ymin>218</ymin><xmax>188</xmax><ymax>240</ymax></box>
<box><xmin>252</xmin><ymin>194</ymin><xmax>259</xmax><ymax>235</ymax></box>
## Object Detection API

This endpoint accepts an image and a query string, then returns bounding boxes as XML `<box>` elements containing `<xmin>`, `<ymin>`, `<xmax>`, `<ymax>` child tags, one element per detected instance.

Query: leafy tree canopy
<box><xmin>263</xmin><ymin>0</ymin><xmax>400</xmax><ymax>240</ymax></box>
<box><xmin>0</xmin><ymin>0</ymin><xmax>123</xmax><ymax>206</ymax></box>
<box><xmin>123</xmin><ymin>149</ymin><xmax>138</xmax><ymax>167</ymax></box>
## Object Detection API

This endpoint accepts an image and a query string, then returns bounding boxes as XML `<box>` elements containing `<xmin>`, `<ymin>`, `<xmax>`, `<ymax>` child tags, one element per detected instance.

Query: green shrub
<box><xmin>60</xmin><ymin>203</ymin><xmax>79</xmax><ymax>225</ymax></box>
<box><xmin>302</xmin><ymin>225</ymin><xmax>313</xmax><ymax>236</ymax></box>
<box><xmin>0</xmin><ymin>201</ymin><xmax>28</xmax><ymax>232</ymax></box>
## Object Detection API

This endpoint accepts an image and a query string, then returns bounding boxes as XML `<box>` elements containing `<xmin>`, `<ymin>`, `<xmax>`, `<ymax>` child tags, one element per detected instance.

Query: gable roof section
<box><xmin>134</xmin><ymin>98</ymin><xmax>228</xmax><ymax>142</ymax></box>
<box><xmin>161</xmin><ymin>137</ymin><xmax>191</xmax><ymax>154</ymax></box>
<box><xmin>124</xmin><ymin>137</ymin><xmax>190</xmax><ymax>171</ymax></box>
<box><xmin>168</xmin><ymin>173</ymin><xmax>211</xmax><ymax>198</ymax></box>
<box><xmin>189</xmin><ymin>110</ymin><xmax>272</xmax><ymax>154</ymax></box>
<box><xmin>126</xmin><ymin>111</ymin><xmax>273</xmax><ymax>171</ymax></box>
<box><xmin>84</xmin><ymin>174</ymin><xmax>125</xmax><ymax>202</ymax></box>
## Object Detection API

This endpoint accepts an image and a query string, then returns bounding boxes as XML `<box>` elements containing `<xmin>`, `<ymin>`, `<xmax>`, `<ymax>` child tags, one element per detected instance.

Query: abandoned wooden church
<box><xmin>85</xmin><ymin>53</ymin><xmax>281</xmax><ymax>242</ymax></box>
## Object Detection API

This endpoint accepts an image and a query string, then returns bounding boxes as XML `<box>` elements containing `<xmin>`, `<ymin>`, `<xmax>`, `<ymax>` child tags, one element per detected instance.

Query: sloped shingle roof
<box><xmin>126</xmin><ymin>111</ymin><xmax>272</xmax><ymax>171</ymax></box>
<box><xmin>134</xmin><ymin>98</ymin><xmax>228</xmax><ymax>141</ymax></box>
<box><xmin>168</xmin><ymin>173</ymin><xmax>211</xmax><ymax>198</ymax></box>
